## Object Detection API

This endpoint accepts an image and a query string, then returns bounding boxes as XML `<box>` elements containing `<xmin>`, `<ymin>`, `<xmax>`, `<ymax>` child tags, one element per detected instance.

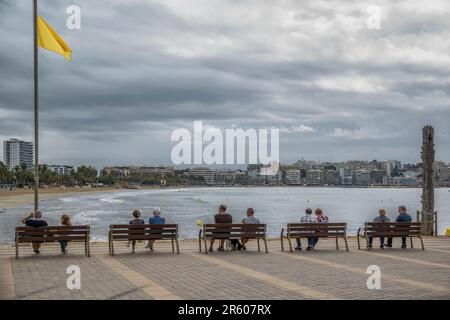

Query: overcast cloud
<box><xmin>0</xmin><ymin>0</ymin><xmax>449</xmax><ymax>168</ymax></box>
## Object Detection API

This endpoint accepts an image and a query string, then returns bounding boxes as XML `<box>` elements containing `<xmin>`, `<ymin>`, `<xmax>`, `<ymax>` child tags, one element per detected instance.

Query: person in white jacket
<box><xmin>295</xmin><ymin>208</ymin><xmax>317</xmax><ymax>251</ymax></box>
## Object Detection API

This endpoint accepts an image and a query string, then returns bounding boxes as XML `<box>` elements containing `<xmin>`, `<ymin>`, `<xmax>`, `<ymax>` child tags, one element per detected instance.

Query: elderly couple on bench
<box><xmin>126</xmin><ymin>208</ymin><xmax>166</xmax><ymax>253</ymax></box>
<box><xmin>208</xmin><ymin>204</ymin><xmax>261</xmax><ymax>252</ymax></box>
<box><xmin>366</xmin><ymin>205</ymin><xmax>413</xmax><ymax>249</ymax></box>
<box><xmin>21</xmin><ymin>211</ymin><xmax>73</xmax><ymax>255</ymax></box>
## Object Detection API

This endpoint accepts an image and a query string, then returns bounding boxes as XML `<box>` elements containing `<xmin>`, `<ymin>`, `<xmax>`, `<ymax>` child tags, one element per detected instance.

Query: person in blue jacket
<box><xmin>386</xmin><ymin>205</ymin><xmax>412</xmax><ymax>249</ymax></box>
<box><xmin>146</xmin><ymin>208</ymin><xmax>165</xmax><ymax>251</ymax></box>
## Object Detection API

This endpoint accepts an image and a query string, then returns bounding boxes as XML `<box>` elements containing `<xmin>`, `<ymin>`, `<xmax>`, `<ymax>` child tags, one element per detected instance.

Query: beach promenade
<box><xmin>1</xmin><ymin>237</ymin><xmax>449</xmax><ymax>300</ymax></box>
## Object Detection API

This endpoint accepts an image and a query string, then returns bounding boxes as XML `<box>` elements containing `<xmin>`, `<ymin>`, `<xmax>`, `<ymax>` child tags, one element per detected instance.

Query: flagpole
<box><xmin>33</xmin><ymin>0</ymin><xmax>39</xmax><ymax>212</ymax></box>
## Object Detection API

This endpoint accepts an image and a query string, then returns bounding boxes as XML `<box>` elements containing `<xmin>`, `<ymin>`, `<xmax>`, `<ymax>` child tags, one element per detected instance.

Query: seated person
<box><xmin>59</xmin><ymin>214</ymin><xmax>72</xmax><ymax>254</ymax></box>
<box><xmin>241</xmin><ymin>208</ymin><xmax>260</xmax><ymax>250</ymax></box>
<box><xmin>209</xmin><ymin>204</ymin><xmax>234</xmax><ymax>252</ymax></box>
<box><xmin>127</xmin><ymin>209</ymin><xmax>145</xmax><ymax>253</ymax></box>
<box><xmin>386</xmin><ymin>205</ymin><xmax>412</xmax><ymax>249</ymax></box>
<box><xmin>146</xmin><ymin>208</ymin><xmax>165</xmax><ymax>251</ymax></box>
<box><xmin>21</xmin><ymin>211</ymin><xmax>48</xmax><ymax>255</ymax></box>
<box><xmin>368</xmin><ymin>209</ymin><xmax>390</xmax><ymax>249</ymax></box>
<box><xmin>295</xmin><ymin>208</ymin><xmax>316</xmax><ymax>251</ymax></box>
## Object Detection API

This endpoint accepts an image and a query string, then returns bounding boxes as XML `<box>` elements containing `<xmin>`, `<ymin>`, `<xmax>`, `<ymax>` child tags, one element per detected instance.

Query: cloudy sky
<box><xmin>1</xmin><ymin>0</ymin><xmax>449</xmax><ymax>168</ymax></box>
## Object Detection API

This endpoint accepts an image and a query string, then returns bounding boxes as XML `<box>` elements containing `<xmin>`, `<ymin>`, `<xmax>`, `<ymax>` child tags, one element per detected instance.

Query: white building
<box><xmin>3</xmin><ymin>139</ymin><xmax>34</xmax><ymax>171</ymax></box>
<box><xmin>48</xmin><ymin>165</ymin><xmax>74</xmax><ymax>175</ymax></box>
<box><xmin>284</xmin><ymin>169</ymin><xmax>301</xmax><ymax>185</ymax></box>
<box><xmin>339</xmin><ymin>167</ymin><xmax>353</xmax><ymax>185</ymax></box>
<box><xmin>187</xmin><ymin>167</ymin><xmax>215</xmax><ymax>185</ymax></box>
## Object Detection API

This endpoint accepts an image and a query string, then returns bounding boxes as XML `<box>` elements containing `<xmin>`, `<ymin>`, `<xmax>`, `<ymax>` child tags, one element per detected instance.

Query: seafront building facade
<box><xmin>47</xmin><ymin>165</ymin><xmax>74</xmax><ymax>175</ymax></box>
<box><xmin>3</xmin><ymin>138</ymin><xmax>34</xmax><ymax>171</ymax></box>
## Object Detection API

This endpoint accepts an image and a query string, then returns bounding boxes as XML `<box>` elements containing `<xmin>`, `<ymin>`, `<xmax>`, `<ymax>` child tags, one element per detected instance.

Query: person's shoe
<box><xmin>368</xmin><ymin>245</ymin><xmax>373</xmax><ymax>249</ymax></box>
<box><xmin>208</xmin><ymin>247</ymin><xmax>213</xmax><ymax>252</ymax></box>
<box><xmin>241</xmin><ymin>245</ymin><xmax>247</xmax><ymax>251</ymax></box>
<box><xmin>34</xmin><ymin>250</ymin><xmax>40</xmax><ymax>255</ymax></box>
<box><xmin>380</xmin><ymin>245</ymin><xmax>384</xmax><ymax>249</ymax></box>
<box><xmin>385</xmin><ymin>244</ymin><xmax>392</xmax><ymax>248</ymax></box>
<box><xmin>401</xmin><ymin>245</ymin><xmax>407</xmax><ymax>249</ymax></box>
<box><xmin>306</xmin><ymin>246</ymin><xmax>312</xmax><ymax>251</ymax></box>
<box><xmin>295</xmin><ymin>247</ymin><xmax>302</xmax><ymax>251</ymax></box>
<box><xmin>217</xmin><ymin>247</ymin><xmax>224</xmax><ymax>252</ymax></box>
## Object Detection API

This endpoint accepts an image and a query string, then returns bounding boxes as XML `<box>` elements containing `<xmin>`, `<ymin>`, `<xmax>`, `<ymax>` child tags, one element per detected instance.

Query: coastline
<box><xmin>1</xmin><ymin>184</ymin><xmax>448</xmax><ymax>211</ymax></box>
<box><xmin>0</xmin><ymin>187</ymin><xmax>124</xmax><ymax>210</ymax></box>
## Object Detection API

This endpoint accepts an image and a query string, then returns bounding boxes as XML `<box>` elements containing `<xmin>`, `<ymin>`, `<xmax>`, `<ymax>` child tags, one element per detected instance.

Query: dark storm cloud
<box><xmin>0</xmin><ymin>0</ymin><xmax>449</xmax><ymax>166</ymax></box>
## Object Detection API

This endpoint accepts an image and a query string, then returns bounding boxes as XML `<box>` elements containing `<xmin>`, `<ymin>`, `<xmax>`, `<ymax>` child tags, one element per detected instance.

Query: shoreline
<box><xmin>1</xmin><ymin>185</ymin><xmax>448</xmax><ymax>211</ymax></box>
<box><xmin>0</xmin><ymin>187</ymin><xmax>125</xmax><ymax>210</ymax></box>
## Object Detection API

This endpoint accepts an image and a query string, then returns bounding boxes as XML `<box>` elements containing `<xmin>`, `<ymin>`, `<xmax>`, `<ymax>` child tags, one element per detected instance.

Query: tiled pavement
<box><xmin>0</xmin><ymin>237</ymin><xmax>449</xmax><ymax>300</ymax></box>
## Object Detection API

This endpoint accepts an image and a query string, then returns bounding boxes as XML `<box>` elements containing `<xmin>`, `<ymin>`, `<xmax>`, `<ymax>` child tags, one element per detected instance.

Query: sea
<box><xmin>0</xmin><ymin>187</ymin><xmax>449</xmax><ymax>243</ymax></box>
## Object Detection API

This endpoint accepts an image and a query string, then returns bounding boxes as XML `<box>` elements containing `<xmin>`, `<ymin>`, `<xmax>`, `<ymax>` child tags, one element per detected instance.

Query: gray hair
<box><xmin>153</xmin><ymin>207</ymin><xmax>161</xmax><ymax>216</ymax></box>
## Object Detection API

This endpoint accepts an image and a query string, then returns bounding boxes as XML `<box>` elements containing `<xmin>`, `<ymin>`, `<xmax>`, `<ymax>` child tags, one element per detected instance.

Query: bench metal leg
<box><xmin>365</xmin><ymin>236</ymin><xmax>370</xmax><ymax>251</ymax></box>
<box><xmin>263</xmin><ymin>238</ymin><xmax>268</xmax><ymax>253</ymax></box>
<box><xmin>15</xmin><ymin>239</ymin><xmax>19</xmax><ymax>260</ymax></box>
<box><xmin>171</xmin><ymin>238</ymin><xmax>175</xmax><ymax>253</ymax></box>
<box><xmin>257</xmin><ymin>238</ymin><xmax>261</xmax><ymax>252</ymax></box>
<box><xmin>287</xmin><ymin>237</ymin><xmax>293</xmax><ymax>253</ymax></box>
<box><xmin>280</xmin><ymin>228</ymin><xmax>285</xmax><ymax>252</ymax></box>
<box><xmin>203</xmin><ymin>239</ymin><xmax>208</xmax><ymax>254</ymax></box>
<box><xmin>410</xmin><ymin>237</ymin><xmax>413</xmax><ymax>249</ymax></box>
<box><xmin>87</xmin><ymin>240</ymin><xmax>91</xmax><ymax>257</ymax></box>
<box><xmin>176</xmin><ymin>238</ymin><xmax>180</xmax><ymax>254</ymax></box>
<box><xmin>198</xmin><ymin>234</ymin><xmax>202</xmax><ymax>253</ymax></box>
<box><xmin>356</xmin><ymin>228</ymin><xmax>361</xmax><ymax>250</ymax></box>
<box><xmin>335</xmin><ymin>237</ymin><xmax>339</xmax><ymax>250</ymax></box>
<box><xmin>344</xmin><ymin>237</ymin><xmax>349</xmax><ymax>252</ymax></box>
<box><xmin>111</xmin><ymin>240</ymin><xmax>115</xmax><ymax>256</ymax></box>
<box><xmin>419</xmin><ymin>236</ymin><xmax>425</xmax><ymax>250</ymax></box>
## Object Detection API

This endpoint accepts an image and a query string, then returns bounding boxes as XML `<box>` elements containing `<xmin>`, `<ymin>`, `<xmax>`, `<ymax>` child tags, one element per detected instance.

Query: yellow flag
<box><xmin>38</xmin><ymin>16</ymin><xmax>72</xmax><ymax>61</ymax></box>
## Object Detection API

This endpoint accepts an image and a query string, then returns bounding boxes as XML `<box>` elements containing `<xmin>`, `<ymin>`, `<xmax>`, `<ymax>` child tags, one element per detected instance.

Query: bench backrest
<box><xmin>15</xmin><ymin>226</ymin><xmax>90</xmax><ymax>243</ymax></box>
<box><xmin>109</xmin><ymin>224</ymin><xmax>178</xmax><ymax>240</ymax></box>
<box><xmin>364</xmin><ymin>222</ymin><xmax>421</xmax><ymax>237</ymax></box>
<box><xmin>286</xmin><ymin>223</ymin><xmax>347</xmax><ymax>237</ymax></box>
<box><xmin>202</xmin><ymin>224</ymin><xmax>266</xmax><ymax>239</ymax></box>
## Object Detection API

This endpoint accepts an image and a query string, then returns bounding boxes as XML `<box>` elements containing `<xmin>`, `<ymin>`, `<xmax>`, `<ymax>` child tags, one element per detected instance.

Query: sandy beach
<box><xmin>0</xmin><ymin>187</ymin><xmax>121</xmax><ymax>210</ymax></box>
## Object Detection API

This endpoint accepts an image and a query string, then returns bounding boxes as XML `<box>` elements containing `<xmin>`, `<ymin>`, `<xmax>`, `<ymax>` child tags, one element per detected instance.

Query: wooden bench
<box><xmin>108</xmin><ymin>224</ymin><xmax>179</xmax><ymax>255</ymax></box>
<box><xmin>280</xmin><ymin>223</ymin><xmax>349</xmax><ymax>252</ymax></box>
<box><xmin>15</xmin><ymin>226</ymin><xmax>90</xmax><ymax>259</ymax></box>
<box><xmin>357</xmin><ymin>222</ymin><xmax>424</xmax><ymax>250</ymax></box>
<box><xmin>199</xmin><ymin>224</ymin><xmax>268</xmax><ymax>254</ymax></box>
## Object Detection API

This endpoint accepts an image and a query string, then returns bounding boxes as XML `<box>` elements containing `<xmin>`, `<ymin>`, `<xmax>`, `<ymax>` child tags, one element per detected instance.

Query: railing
<box><xmin>416</xmin><ymin>211</ymin><xmax>438</xmax><ymax>236</ymax></box>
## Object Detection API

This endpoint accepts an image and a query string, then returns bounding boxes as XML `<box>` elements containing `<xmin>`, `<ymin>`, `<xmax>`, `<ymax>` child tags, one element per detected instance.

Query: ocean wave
<box><xmin>99</xmin><ymin>196</ymin><xmax>124</xmax><ymax>204</ymax></box>
<box><xmin>185</xmin><ymin>197</ymin><xmax>209</xmax><ymax>204</ymax></box>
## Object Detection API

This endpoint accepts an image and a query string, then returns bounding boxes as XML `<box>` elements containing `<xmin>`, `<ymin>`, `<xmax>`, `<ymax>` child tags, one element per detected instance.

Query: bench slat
<box><xmin>285</xmin><ymin>223</ymin><xmax>347</xmax><ymax>238</ymax></box>
<box><xmin>18</xmin><ymin>236</ymin><xmax>87</xmax><ymax>242</ymax></box>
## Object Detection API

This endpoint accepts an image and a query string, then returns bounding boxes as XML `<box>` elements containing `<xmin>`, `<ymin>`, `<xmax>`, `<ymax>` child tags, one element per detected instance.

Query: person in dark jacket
<box><xmin>21</xmin><ymin>211</ymin><xmax>48</xmax><ymax>254</ymax></box>
<box><xmin>127</xmin><ymin>209</ymin><xmax>145</xmax><ymax>253</ymax></box>
<box><xmin>209</xmin><ymin>204</ymin><xmax>234</xmax><ymax>252</ymax></box>
<box><xmin>368</xmin><ymin>209</ymin><xmax>390</xmax><ymax>249</ymax></box>
<box><xmin>386</xmin><ymin>205</ymin><xmax>412</xmax><ymax>249</ymax></box>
